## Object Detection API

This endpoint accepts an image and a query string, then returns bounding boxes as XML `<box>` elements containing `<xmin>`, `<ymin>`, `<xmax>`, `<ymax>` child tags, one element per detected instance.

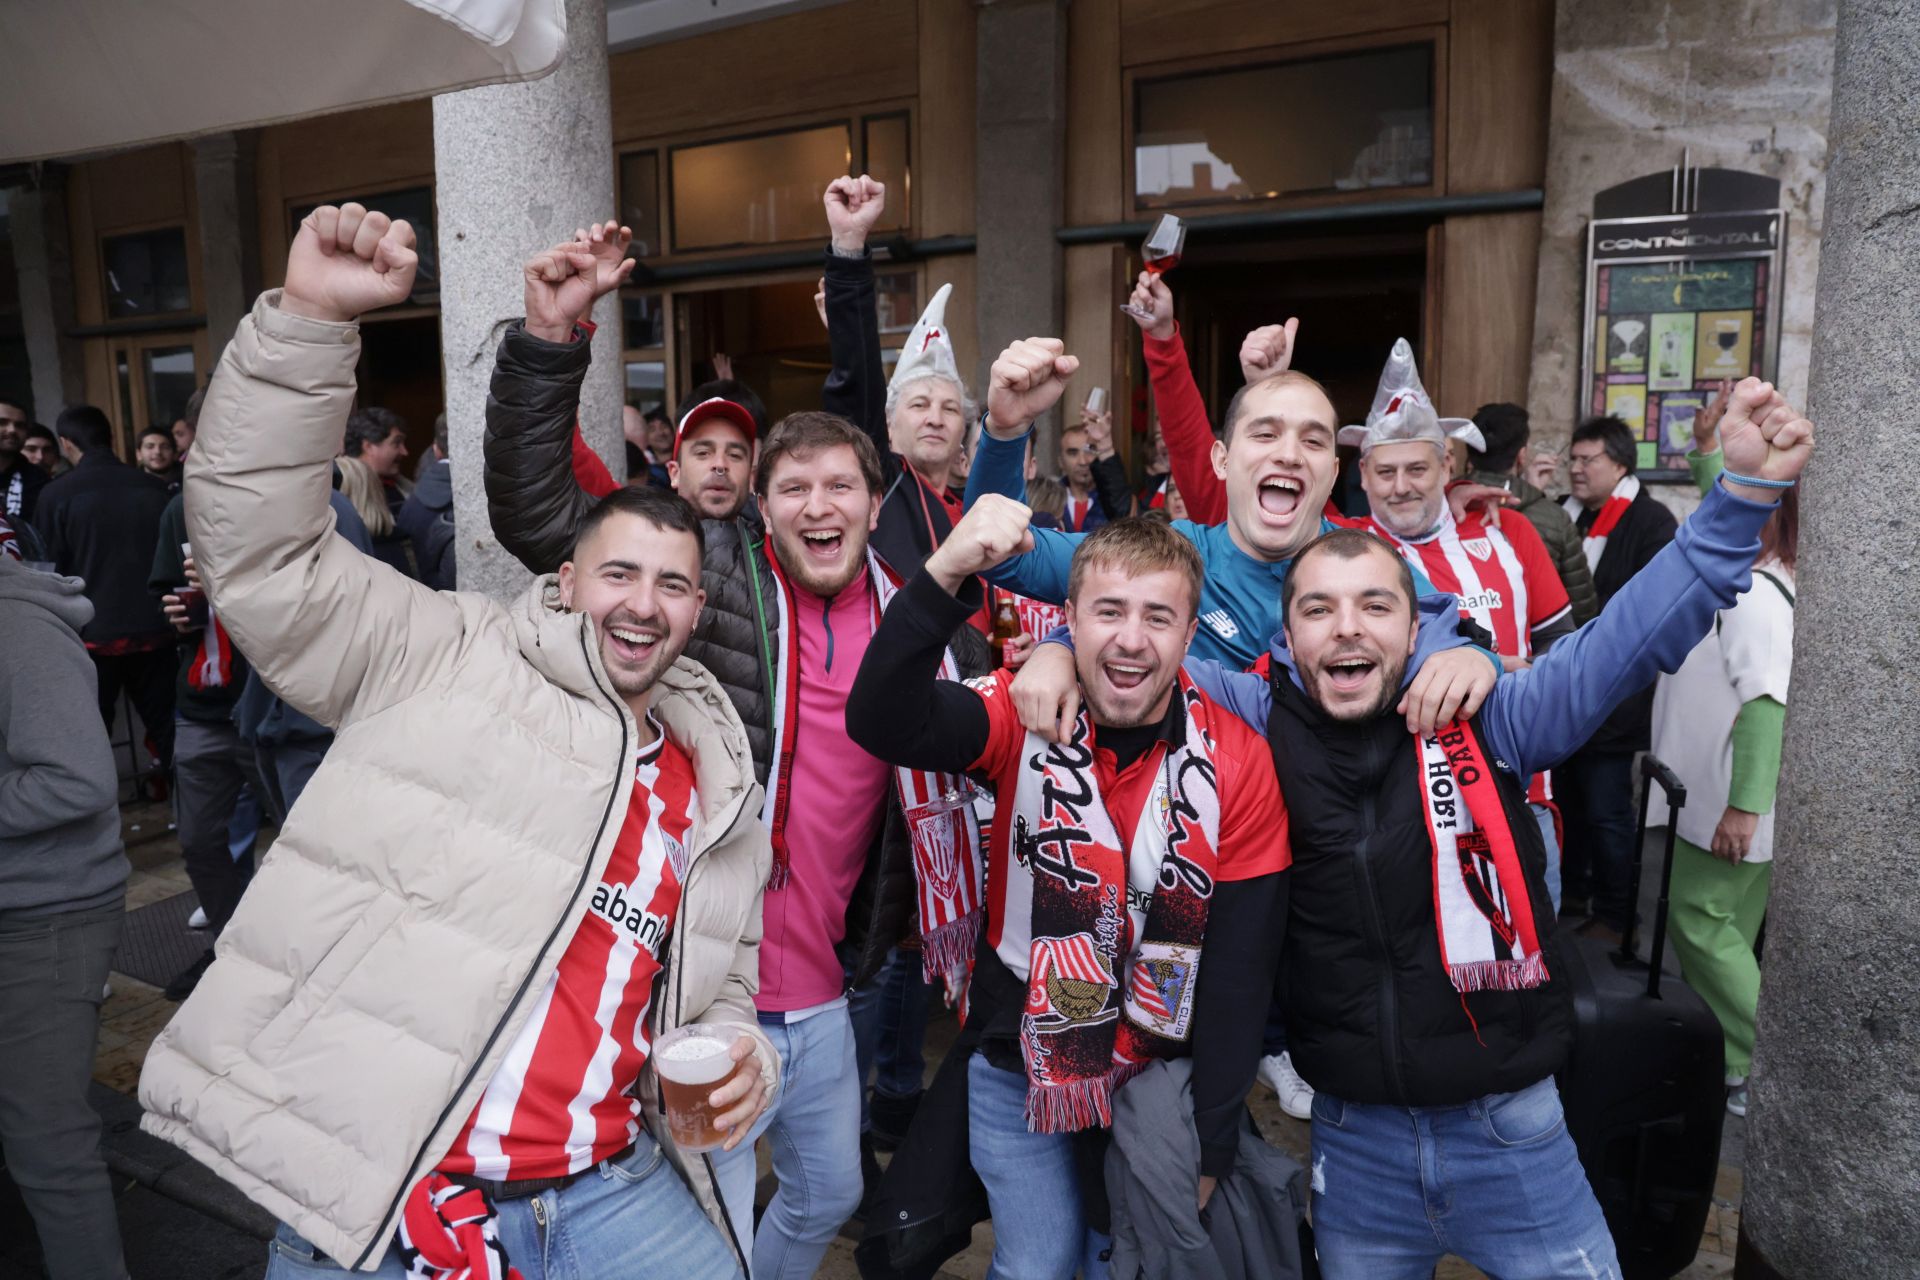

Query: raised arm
<box><xmin>819</xmin><ymin>175</ymin><xmax>897</xmax><ymax>480</ymax></box>
<box><xmin>1078</xmin><ymin>406</ymin><xmax>1137</xmax><ymax>521</ymax></box>
<box><xmin>186</xmin><ymin>204</ymin><xmax>468</xmax><ymax>727</ymax></box>
<box><xmin>1129</xmin><ymin>273</ymin><xmax>1227</xmax><ymax>526</ymax></box>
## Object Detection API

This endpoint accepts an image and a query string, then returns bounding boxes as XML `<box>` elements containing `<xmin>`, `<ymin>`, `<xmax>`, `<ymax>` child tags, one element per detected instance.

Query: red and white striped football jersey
<box><xmin>1359</xmin><ymin>510</ymin><xmax>1571</xmax><ymax>660</ymax></box>
<box><xmin>438</xmin><ymin>719</ymin><xmax>700</xmax><ymax>1181</ymax></box>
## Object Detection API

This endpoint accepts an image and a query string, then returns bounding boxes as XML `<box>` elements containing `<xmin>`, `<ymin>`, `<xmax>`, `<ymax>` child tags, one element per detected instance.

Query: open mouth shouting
<box><xmin>799</xmin><ymin>527</ymin><xmax>846</xmax><ymax>562</ymax></box>
<box><xmin>1321</xmin><ymin>650</ymin><xmax>1379</xmax><ymax>694</ymax></box>
<box><xmin>1102</xmin><ymin>658</ymin><xmax>1153</xmax><ymax>692</ymax></box>
<box><xmin>605</xmin><ymin>619</ymin><xmax>665</xmax><ymax>666</ymax></box>
<box><xmin>1257</xmin><ymin>475</ymin><xmax>1304</xmax><ymax>522</ymax></box>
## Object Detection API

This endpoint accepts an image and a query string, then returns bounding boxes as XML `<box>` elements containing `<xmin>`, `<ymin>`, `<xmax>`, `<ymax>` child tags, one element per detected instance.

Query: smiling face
<box><xmin>668</xmin><ymin>418</ymin><xmax>755</xmax><ymax>519</ymax></box>
<box><xmin>1059</xmin><ymin>427</ymin><xmax>1094</xmax><ymax>490</ymax></box>
<box><xmin>888</xmin><ymin>375</ymin><xmax>967</xmax><ymax>484</ymax></box>
<box><xmin>1284</xmin><ymin>535</ymin><xmax>1419</xmax><ymax>722</ymax></box>
<box><xmin>138</xmin><ymin>432</ymin><xmax>177</xmax><ymax>475</ymax></box>
<box><xmin>558</xmin><ymin>510</ymin><xmax>706</xmax><ymax>708</ymax></box>
<box><xmin>1067</xmin><ymin>563</ymin><xmax>1199</xmax><ymax>729</ymax></box>
<box><xmin>0</xmin><ymin>404</ymin><xmax>25</xmax><ymax>462</ymax></box>
<box><xmin>362</xmin><ymin>427</ymin><xmax>409</xmax><ymax>480</ymax></box>
<box><xmin>21</xmin><ymin>434</ymin><xmax>55</xmax><ymax>471</ymax></box>
<box><xmin>1212</xmin><ymin>377</ymin><xmax>1339</xmax><ymax>563</ymax></box>
<box><xmin>1361</xmin><ymin>440</ymin><xmax>1448</xmax><ymax>539</ymax></box>
<box><xmin>644</xmin><ymin>414</ymin><xmax>675</xmax><ymax>459</ymax></box>
<box><xmin>762</xmin><ymin>442</ymin><xmax>882</xmax><ymax>597</ymax></box>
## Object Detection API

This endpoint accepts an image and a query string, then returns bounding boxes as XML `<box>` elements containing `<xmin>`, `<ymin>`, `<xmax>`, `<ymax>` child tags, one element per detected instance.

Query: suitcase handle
<box><xmin>1625</xmin><ymin>755</ymin><xmax>1687</xmax><ymax>998</ymax></box>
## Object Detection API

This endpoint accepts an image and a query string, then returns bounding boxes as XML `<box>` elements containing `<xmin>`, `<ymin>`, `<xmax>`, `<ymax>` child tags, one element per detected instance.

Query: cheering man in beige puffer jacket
<box><xmin>137</xmin><ymin>204</ymin><xmax>777</xmax><ymax>1280</ymax></box>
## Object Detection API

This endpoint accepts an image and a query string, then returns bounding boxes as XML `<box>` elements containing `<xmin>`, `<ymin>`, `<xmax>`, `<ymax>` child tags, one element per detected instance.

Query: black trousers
<box><xmin>91</xmin><ymin>647</ymin><xmax>176</xmax><ymax>776</ymax></box>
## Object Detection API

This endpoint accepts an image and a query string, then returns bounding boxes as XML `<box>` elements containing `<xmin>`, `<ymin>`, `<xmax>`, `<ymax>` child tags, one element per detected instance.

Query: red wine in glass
<box><xmin>1121</xmin><ymin>215</ymin><xmax>1187</xmax><ymax>321</ymax></box>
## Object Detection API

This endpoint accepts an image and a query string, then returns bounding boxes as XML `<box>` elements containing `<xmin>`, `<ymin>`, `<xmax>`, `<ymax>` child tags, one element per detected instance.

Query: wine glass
<box><xmin>1120</xmin><ymin>215</ymin><xmax>1186</xmax><ymax>321</ymax></box>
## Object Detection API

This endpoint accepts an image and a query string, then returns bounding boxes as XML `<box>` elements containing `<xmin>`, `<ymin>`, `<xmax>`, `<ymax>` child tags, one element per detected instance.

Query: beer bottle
<box><xmin>990</xmin><ymin>593</ymin><xmax>1020</xmax><ymax>667</ymax></box>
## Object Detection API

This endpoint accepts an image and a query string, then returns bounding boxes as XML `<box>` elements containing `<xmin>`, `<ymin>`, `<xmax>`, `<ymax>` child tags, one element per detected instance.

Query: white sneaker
<box><xmin>187</xmin><ymin>906</ymin><xmax>209</xmax><ymax>930</ymax></box>
<box><xmin>1726</xmin><ymin>1083</ymin><xmax>1749</xmax><ymax>1118</ymax></box>
<box><xmin>1258</xmin><ymin>1051</ymin><xmax>1314</xmax><ymax>1121</ymax></box>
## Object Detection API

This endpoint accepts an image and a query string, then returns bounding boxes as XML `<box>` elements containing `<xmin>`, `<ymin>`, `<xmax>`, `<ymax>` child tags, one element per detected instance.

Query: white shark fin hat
<box><xmin>888</xmin><ymin>283</ymin><xmax>964</xmax><ymax>405</ymax></box>
<box><xmin>1336</xmin><ymin>338</ymin><xmax>1485</xmax><ymax>454</ymax></box>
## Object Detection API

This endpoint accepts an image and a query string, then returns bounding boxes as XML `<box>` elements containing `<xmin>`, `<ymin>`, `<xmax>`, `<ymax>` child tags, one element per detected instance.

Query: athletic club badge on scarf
<box><xmin>1014</xmin><ymin>676</ymin><xmax>1220</xmax><ymax>1134</ymax></box>
<box><xmin>1417</xmin><ymin>721</ymin><xmax>1547</xmax><ymax>993</ymax></box>
<box><xmin>1564</xmin><ymin>474</ymin><xmax>1639</xmax><ymax>573</ymax></box>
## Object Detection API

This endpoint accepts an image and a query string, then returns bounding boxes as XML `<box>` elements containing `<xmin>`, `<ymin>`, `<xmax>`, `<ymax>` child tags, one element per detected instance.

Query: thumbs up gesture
<box><xmin>1718</xmin><ymin>377</ymin><xmax>1813</xmax><ymax>500</ymax></box>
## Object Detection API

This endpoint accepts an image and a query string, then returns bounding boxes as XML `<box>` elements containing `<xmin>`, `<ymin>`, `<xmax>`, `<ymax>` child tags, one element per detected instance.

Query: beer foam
<box><xmin>657</xmin><ymin>1034</ymin><xmax>733</xmax><ymax>1083</ymax></box>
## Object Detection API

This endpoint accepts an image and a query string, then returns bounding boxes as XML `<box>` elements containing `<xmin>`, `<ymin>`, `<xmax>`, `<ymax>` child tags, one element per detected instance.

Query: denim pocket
<box><xmin>1477</xmin><ymin>1079</ymin><xmax>1566</xmax><ymax>1147</ymax></box>
<box><xmin>603</xmin><ymin>1136</ymin><xmax>665</xmax><ymax>1185</ymax></box>
<box><xmin>1309</xmin><ymin>1090</ymin><xmax>1347</xmax><ymax>1129</ymax></box>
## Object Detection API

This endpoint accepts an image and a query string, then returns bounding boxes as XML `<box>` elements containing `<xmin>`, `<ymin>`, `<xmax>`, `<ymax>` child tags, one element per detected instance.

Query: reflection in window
<box><xmin>103</xmin><ymin>228</ymin><xmax>192</xmax><ymax>318</ymax></box>
<box><xmin>290</xmin><ymin>187</ymin><xmax>439</xmax><ymax>305</ymax></box>
<box><xmin>1134</xmin><ymin>45</ymin><xmax>1433</xmax><ymax>209</ymax></box>
<box><xmin>862</xmin><ymin>114</ymin><xmax>910</xmax><ymax>233</ymax></box>
<box><xmin>874</xmin><ymin>268</ymin><xmax>918</xmax><ymax>335</ymax></box>
<box><xmin>671</xmin><ymin>123</ymin><xmax>852</xmax><ymax>252</ymax></box>
<box><xmin>143</xmin><ymin>347</ymin><xmax>197</xmax><ymax>426</ymax></box>
<box><xmin>618</xmin><ymin>151</ymin><xmax>663</xmax><ymax>259</ymax></box>
<box><xmin>625</xmin><ymin>361</ymin><xmax>667</xmax><ymax>413</ymax></box>
<box><xmin>623</xmin><ymin>292</ymin><xmax>665</xmax><ymax>349</ymax></box>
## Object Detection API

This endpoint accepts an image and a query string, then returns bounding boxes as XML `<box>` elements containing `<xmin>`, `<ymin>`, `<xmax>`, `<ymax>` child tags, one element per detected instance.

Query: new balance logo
<box><xmin>1201</xmin><ymin>610</ymin><xmax>1238</xmax><ymax>639</ymax></box>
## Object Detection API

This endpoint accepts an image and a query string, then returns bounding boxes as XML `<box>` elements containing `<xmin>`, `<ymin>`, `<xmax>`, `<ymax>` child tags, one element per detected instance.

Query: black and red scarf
<box><xmin>1012</xmin><ymin>674</ymin><xmax>1220</xmax><ymax>1133</ymax></box>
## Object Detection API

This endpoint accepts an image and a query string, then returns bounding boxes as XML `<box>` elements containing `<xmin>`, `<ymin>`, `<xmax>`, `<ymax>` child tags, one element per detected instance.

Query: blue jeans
<box><xmin>967</xmin><ymin>1052</ymin><xmax>1110</xmax><ymax>1280</ymax></box>
<box><xmin>1309</xmin><ymin>1078</ymin><xmax>1619</xmax><ymax>1280</ymax></box>
<box><xmin>848</xmin><ymin>947</ymin><xmax>930</xmax><ymax>1128</ymax></box>
<box><xmin>262</xmin><ymin>1136</ymin><xmax>742</xmax><ymax>1279</ymax></box>
<box><xmin>711</xmin><ymin>1004</ymin><xmax>863</xmax><ymax>1280</ymax></box>
<box><xmin>1532</xmin><ymin>801</ymin><xmax>1563</xmax><ymax>915</ymax></box>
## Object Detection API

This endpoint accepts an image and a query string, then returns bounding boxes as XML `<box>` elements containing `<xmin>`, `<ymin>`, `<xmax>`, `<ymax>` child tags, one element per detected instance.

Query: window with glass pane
<box><xmin>622</xmin><ymin>292</ymin><xmax>665</xmax><ymax>349</ymax></box>
<box><xmin>618</xmin><ymin>151</ymin><xmax>663</xmax><ymax>259</ymax></box>
<box><xmin>670</xmin><ymin>123</ymin><xmax>853</xmax><ymax>252</ymax></box>
<box><xmin>862</xmin><ymin>114</ymin><xmax>910</xmax><ymax>233</ymax></box>
<box><xmin>873</xmin><ymin>268</ymin><xmax>919</xmax><ymax>335</ymax></box>
<box><xmin>1134</xmin><ymin>45</ymin><xmax>1433</xmax><ymax>210</ymax></box>
<box><xmin>625</xmin><ymin>361</ymin><xmax>667</xmax><ymax>412</ymax></box>
<box><xmin>290</xmin><ymin>187</ymin><xmax>439</xmax><ymax>304</ymax></box>
<box><xmin>103</xmin><ymin>228</ymin><xmax>192</xmax><ymax>318</ymax></box>
<box><xmin>143</xmin><ymin>347</ymin><xmax>197</xmax><ymax>426</ymax></box>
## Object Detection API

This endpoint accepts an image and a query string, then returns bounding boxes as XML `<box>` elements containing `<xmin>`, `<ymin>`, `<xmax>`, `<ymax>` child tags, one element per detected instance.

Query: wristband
<box><xmin>1720</xmin><ymin>470</ymin><xmax>1795</xmax><ymax>491</ymax></box>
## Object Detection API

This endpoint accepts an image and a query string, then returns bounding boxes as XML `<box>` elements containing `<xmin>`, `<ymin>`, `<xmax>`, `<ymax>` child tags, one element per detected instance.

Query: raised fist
<box><xmin>986</xmin><ymin>338</ymin><xmax>1080</xmax><ymax>437</ymax></box>
<box><xmin>281</xmin><ymin>204</ymin><xmax>418</xmax><ymax>324</ymax></box>
<box><xmin>1125</xmin><ymin>272</ymin><xmax>1174</xmax><ymax>341</ymax></box>
<box><xmin>524</xmin><ymin>229</ymin><xmax>630</xmax><ymax>344</ymax></box>
<box><xmin>824</xmin><ymin>175</ymin><xmax>887</xmax><ymax>255</ymax></box>
<box><xmin>1240</xmin><ymin>319</ymin><xmax>1299</xmax><ymax>384</ymax></box>
<box><xmin>1718</xmin><ymin>377</ymin><xmax>1812</xmax><ymax>496</ymax></box>
<box><xmin>927</xmin><ymin>494</ymin><xmax>1034</xmax><ymax>589</ymax></box>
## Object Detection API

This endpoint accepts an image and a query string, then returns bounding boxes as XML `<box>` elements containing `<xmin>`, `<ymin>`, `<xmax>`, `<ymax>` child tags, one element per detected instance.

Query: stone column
<box><xmin>433</xmin><ymin>0</ymin><xmax>620</xmax><ymax>602</ymax></box>
<box><xmin>192</xmin><ymin>132</ymin><xmax>262</xmax><ymax>363</ymax></box>
<box><xmin>1738</xmin><ymin>2</ymin><xmax>1920</xmax><ymax>1276</ymax></box>
<box><xmin>974</xmin><ymin>0</ymin><xmax>1066</xmax><ymax>458</ymax></box>
<box><xmin>7</xmin><ymin>176</ymin><xmax>86</xmax><ymax>418</ymax></box>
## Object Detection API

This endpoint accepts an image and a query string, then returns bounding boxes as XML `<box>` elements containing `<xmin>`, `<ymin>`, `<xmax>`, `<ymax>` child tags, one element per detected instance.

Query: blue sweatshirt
<box><xmin>965</xmin><ymin>423</ymin><xmax>1432</xmax><ymax>668</ymax></box>
<box><xmin>1186</xmin><ymin>480</ymin><xmax>1779</xmax><ymax>776</ymax></box>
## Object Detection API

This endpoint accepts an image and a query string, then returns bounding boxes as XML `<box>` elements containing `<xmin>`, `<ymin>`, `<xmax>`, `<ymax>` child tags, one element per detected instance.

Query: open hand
<box><xmin>824</xmin><ymin>175</ymin><xmax>887</xmax><ymax>255</ymax></box>
<box><xmin>1398</xmin><ymin>647</ymin><xmax>1498</xmax><ymax>736</ymax></box>
<box><xmin>1718</xmin><ymin>377</ymin><xmax>1813</xmax><ymax>499</ymax></box>
<box><xmin>1446</xmin><ymin>480</ymin><xmax>1518</xmax><ymax>527</ymax></box>
<box><xmin>281</xmin><ymin>203</ymin><xmax>418</xmax><ymax>324</ymax></box>
<box><xmin>1239</xmin><ymin>320</ymin><xmax>1299</xmax><ymax>385</ymax></box>
<box><xmin>926</xmin><ymin>494</ymin><xmax>1034</xmax><ymax>589</ymax></box>
<box><xmin>565</xmin><ymin>220</ymin><xmax>637</xmax><ymax>323</ymax></box>
<box><xmin>986</xmin><ymin>338</ymin><xmax>1080</xmax><ymax>436</ymax></box>
<box><xmin>1125</xmin><ymin>272</ymin><xmax>1174</xmax><ymax>341</ymax></box>
<box><xmin>711</xmin><ymin>1035</ymin><xmax>772</xmax><ymax>1152</ymax></box>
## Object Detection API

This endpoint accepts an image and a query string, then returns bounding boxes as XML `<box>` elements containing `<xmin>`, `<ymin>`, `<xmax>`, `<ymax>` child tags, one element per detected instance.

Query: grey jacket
<box><xmin>1105</xmin><ymin>1060</ymin><xmax>1310</xmax><ymax>1280</ymax></box>
<box><xmin>0</xmin><ymin>559</ymin><xmax>130</xmax><ymax>916</ymax></box>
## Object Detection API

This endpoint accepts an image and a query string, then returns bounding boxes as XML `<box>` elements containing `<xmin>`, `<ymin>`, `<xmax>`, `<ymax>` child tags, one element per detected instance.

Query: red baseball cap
<box><xmin>674</xmin><ymin>398</ymin><xmax>758</xmax><ymax>456</ymax></box>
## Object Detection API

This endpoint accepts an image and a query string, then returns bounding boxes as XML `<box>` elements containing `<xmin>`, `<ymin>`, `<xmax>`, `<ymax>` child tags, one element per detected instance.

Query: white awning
<box><xmin>0</xmin><ymin>0</ymin><xmax>567</xmax><ymax>164</ymax></box>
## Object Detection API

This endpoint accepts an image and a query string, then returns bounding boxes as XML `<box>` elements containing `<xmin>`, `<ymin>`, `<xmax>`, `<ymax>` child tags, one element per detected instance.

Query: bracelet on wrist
<box><xmin>1721</xmin><ymin>469</ymin><xmax>1795</xmax><ymax>491</ymax></box>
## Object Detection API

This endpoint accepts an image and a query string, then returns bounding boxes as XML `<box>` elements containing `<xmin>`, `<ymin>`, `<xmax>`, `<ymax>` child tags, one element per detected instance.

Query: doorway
<box><xmin>675</xmin><ymin>276</ymin><xmax>834</xmax><ymax>426</ymax></box>
<box><xmin>355</xmin><ymin>314</ymin><xmax>444</xmax><ymax>474</ymax></box>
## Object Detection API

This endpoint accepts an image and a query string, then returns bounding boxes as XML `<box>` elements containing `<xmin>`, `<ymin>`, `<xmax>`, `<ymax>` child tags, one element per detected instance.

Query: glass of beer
<box><xmin>655</xmin><ymin>1023</ymin><xmax>748</xmax><ymax>1153</ymax></box>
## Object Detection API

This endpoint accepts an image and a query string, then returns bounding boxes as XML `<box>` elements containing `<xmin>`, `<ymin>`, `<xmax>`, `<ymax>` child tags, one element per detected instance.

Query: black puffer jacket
<box><xmin>481</xmin><ymin>320</ymin><xmax>956</xmax><ymax>991</ymax></box>
<box><xmin>1268</xmin><ymin>670</ymin><xmax>1573</xmax><ymax>1107</ymax></box>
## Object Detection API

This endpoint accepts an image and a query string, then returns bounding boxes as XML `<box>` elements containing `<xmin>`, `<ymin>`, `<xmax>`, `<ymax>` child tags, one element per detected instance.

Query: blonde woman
<box><xmin>334</xmin><ymin>454</ymin><xmax>414</xmax><ymax>578</ymax></box>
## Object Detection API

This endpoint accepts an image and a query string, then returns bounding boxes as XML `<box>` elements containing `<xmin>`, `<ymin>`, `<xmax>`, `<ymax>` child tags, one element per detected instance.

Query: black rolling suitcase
<box><xmin>1557</xmin><ymin>755</ymin><xmax>1727</xmax><ymax>1280</ymax></box>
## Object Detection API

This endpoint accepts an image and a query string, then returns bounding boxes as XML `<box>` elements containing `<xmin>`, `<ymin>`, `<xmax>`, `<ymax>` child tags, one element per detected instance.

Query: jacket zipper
<box><xmin>1350</xmin><ymin>732</ymin><xmax>1411</xmax><ymax>1105</ymax></box>
<box><xmin>354</xmin><ymin>628</ymin><xmax>631</xmax><ymax>1269</ymax></box>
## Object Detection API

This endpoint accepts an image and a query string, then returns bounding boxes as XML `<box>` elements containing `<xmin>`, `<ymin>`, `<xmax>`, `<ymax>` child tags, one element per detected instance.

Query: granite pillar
<box><xmin>1738</xmin><ymin>1</ymin><xmax>1920</xmax><ymax>1275</ymax></box>
<box><xmin>7</xmin><ymin>177</ymin><xmax>85</xmax><ymax>418</ymax></box>
<box><xmin>191</xmin><ymin>132</ymin><xmax>262</xmax><ymax>363</ymax></box>
<box><xmin>974</xmin><ymin>0</ymin><xmax>1066</xmax><ymax>460</ymax></box>
<box><xmin>433</xmin><ymin>0</ymin><xmax>620</xmax><ymax>601</ymax></box>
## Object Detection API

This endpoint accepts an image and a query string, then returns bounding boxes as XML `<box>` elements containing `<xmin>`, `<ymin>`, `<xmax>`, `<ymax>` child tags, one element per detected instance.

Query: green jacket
<box><xmin>1468</xmin><ymin>468</ymin><xmax>1599</xmax><ymax>625</ymax></box>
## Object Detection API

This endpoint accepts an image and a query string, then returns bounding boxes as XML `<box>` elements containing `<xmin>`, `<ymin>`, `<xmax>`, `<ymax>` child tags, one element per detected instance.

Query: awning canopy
<box><xmin>0</xmin><ymin>0</ymin><xmax>566</xmax><ymax>164</ymax></box>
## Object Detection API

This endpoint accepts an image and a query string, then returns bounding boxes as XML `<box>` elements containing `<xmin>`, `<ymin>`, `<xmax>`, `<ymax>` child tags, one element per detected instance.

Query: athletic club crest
<box><xmin>1027</xmin><ymin>932</ymin><xmax>1118</xmax><ymax>1025</ymax></box>
<box><xmin>1461</xmin><ymin>537</ymin><xmax>1494</xmax><ymax>562</ymax></box>
<box><xmin>1126</xmin><ymin>941</ymin><xmax>1200</xmax><ymax>1040</ymax></box>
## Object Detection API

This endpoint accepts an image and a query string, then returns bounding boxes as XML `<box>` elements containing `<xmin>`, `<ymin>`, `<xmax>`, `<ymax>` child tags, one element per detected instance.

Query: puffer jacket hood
<box><xmin>0</xmin><ymin>556</ymin><xmax>95</xmax><ymax>632</ymax></box>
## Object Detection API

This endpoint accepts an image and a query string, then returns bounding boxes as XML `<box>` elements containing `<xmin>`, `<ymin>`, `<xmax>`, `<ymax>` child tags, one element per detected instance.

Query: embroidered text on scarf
<box><xmin>1014</xmin><ymin>675</ymin><xmax>1220</xmax><ymax>1133</ymax></box>
<box><xmin>1416</xmin><ymin>720</ymin><xmax>1547</xmax><ymax>993</ymax></box>
<box><xmin>1564</xmin><ymin>474</ymin><xmax>1639</xmax><ymax>573</ymax></box>
<box><xmin>760</xmin><ymin>544</ymin><xmax>984</xmax><ymax>980</ymax></box>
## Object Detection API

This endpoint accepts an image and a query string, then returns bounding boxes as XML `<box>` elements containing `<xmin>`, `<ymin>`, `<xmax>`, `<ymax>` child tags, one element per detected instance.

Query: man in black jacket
<box><xmin>1558</xmin><ymin>414</ymin><xmax>1678</xmax><ymax>938</ymax></box>
<box><xmin>395</xmin><ymin>413</ymin><xmax>456</xmax><ymax>590</ymax></box>
<box><xmin>37</xmin><ymin>405</ymin><xmax>177</xmax><ymax>777</ymax></box>
<box><xmin>0</xmin><ymin>395</ymin><xmax>49</xmax><ymax>527</ymax></box>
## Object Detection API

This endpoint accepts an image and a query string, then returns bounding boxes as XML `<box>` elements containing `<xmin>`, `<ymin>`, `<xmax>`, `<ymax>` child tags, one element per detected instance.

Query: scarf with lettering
<box><xmin>1564</xmin><ymin>474</ymin><xmax>1639</xmax><ymax>573</ymax></box>
<box><xmin>761</xmin><ymin>544</ymin><xmax>984</xmax><ymax>979</ymax></box>
<box><xmin>396</xmin><ymin>1174</ymin><xmax>521</xmax><ymax>1280</ymax></box>
<box><xmin>1012</xmin><ymin>674</ymin><xmax>1220</xmax><ymax>1133</ymax></box>
<box><xmin>1417</xmin><ymin>720</ymin><xmax>1548</xmax><ymax>993</ymax></box>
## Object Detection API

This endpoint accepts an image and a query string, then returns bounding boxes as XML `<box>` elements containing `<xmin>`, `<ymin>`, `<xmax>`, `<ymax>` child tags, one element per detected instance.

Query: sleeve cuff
<box><xmin>255</xmin><ymin>289</ymin><xmax>359</xmax><ymax>346</ymax></box>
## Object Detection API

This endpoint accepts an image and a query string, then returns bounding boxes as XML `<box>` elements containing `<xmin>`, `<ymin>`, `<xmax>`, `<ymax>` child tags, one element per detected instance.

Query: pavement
<box><xmin>0</xmin><ymin>803</ymin><xmax>1746</xmax><ymax>1279</ymax></box>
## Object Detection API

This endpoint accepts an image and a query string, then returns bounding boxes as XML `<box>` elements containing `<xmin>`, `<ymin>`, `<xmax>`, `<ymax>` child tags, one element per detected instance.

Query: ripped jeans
<box><xmin>1308</xmin><ymin>1077</ymin><xmax>1619</xmax><ymax>1280</ymax></box>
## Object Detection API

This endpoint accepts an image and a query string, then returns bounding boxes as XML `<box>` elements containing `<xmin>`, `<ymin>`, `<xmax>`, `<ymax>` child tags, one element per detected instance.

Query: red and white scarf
<box><xmin>396</xmin><ymin>1174</ymin><xmax>521</xmax><ymax>1280</ymax></box>
<box><xmin>1417</xmin><ymin>720</ymin><xmax>1547</xmax><ymax>993</ymax></box>
<box><xmin>760</xmin><ymin>545</ymin><xmax>984</xmax><ymax>980</ymax></box>
<box><xmin>1564</xmin><ymin>474</ymin><xmax>1639</xmax><ymax>573</ymax></box>
<box><xmin>1013</xmin><ymin>675</ymin><xmax>1220</xmax><ymax>1133</ymax></box>
<box><xmin>187</xmin><ymin>610</ymin><xmax>235</xmax><ymax>691</ymax></box>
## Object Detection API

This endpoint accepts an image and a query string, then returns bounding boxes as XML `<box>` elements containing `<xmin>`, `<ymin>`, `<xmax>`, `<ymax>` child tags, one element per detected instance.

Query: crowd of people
<box><xmin>0</xmin><ymin>169</ymin><xmax>1813</xmax><ymax>1280</ymax></box>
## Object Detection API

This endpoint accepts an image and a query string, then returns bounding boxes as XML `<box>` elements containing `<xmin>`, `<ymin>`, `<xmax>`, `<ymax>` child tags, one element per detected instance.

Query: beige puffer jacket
<box><xmin>138</xmin><ymin>293</ymin><xmax>778</xmax><ymax>1272</ymax></box>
